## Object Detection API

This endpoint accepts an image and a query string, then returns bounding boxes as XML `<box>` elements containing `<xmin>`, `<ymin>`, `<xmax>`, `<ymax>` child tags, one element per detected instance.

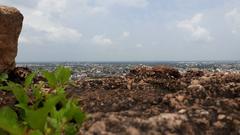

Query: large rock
<box><xmin>0</xmin><ymin>5</ymin><xmax>23</xmax><ymax>73</ymax></box>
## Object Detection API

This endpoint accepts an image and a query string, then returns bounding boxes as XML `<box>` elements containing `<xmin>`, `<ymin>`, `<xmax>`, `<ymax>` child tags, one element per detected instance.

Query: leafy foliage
<box><xmin>43</xmin><ymin>66</ymin><xmax>71</xmax><ymax>89</ymax></box>
<box><xmin>0</xmin><ymin>67</ymin><xmax>86</xmax><ymax>135</ymax></box>
<box><xmin>0</xmin><ymin>73</ymin><xmax>8</xmax><ymax>84</ymax></box>
<box><xmin>0</xmin><ymin>106</ymin><xmax>24</xmax><ymax>135</ymax></box>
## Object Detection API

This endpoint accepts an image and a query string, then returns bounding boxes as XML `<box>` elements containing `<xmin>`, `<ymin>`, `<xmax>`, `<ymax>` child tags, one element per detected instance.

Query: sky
<box><xmin>1</xmin><ymin>0</ymin><xmax>240</xmax><ymax>62</ymax></box>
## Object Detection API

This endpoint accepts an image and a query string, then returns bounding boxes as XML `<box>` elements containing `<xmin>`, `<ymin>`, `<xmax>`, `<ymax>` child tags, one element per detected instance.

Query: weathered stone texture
<box><xmin>0</xmin><ymin>5</ymin><xmax>23</xmax><ymax>73</ymax></box>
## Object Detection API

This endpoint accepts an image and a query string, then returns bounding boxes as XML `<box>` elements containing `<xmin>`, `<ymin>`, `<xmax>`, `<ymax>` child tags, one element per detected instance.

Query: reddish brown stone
<box><xmin>0</xmin><ymin>6</ymin><xmax>23</xmax><ymax>73</ymax></box>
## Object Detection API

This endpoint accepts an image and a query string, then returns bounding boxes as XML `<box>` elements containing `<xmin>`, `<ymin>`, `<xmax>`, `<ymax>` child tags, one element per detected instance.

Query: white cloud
<box><xmin>88</xmin><ymin>7</ymin><xmax>108</xmax><ymax>15</ymax></box>
<box><xmin>93</xmin><ymin>35</ymin><xmax>113</xmax><ymax>45</ymax></box>
<box><xmin>25</xmin><ymin>10</ymin><xmax>82</xmax><ymax>42</ymax></box>
<box><xmin>177</xmin><ymin>13</ymin><xmax>213</xmax><ymax>42</ymax></box>
<box><xmin>80</xmin><ymin>0</ymin><xmax>149</xmax><ymax>15</ymax></box>
<box><xmin>95</xmin><ymin>0</ymin><xmax>149</xmax><ymax>8</ymax></box>
<box><xmin>2</xmin><ymin>0</ymin><xmax>147</xmax><ymax>45</ymax></box>
<box><xmin>122</xmin><ymin>31</ymin><xmax>130</xmax><ymax>38</ymax></box>
<box><xmin>37</xmin><ymin>0</ymin><xmax>107</xmax><ymax>16</ymax></box>
<box><xmin>136</xmin><ymin>43</ymin><xmax>143</xmax><ymax>48</ymax></box>
<box><xmin>17</xmin><ymin>0</ymin><xmax>83</xmax><ymax>44</ymax></box>
<box><xmin>37</xmin><ymin>0</ymin><xmax>67</xmax><ymax>13</ymax></box>
<box><xmin>19</xmin><ymin>34</ymin><xmax>47</xmax><ymax>46</ymax></box>
<box><xmin>225</xmin><ymin>8</ymin><xmax>240</xmax><ymax>34</ymax></box>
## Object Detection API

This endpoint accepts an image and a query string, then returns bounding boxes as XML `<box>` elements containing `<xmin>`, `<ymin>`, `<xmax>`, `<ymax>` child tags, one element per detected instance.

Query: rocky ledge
<box><xmin>0</xmin><ymin>66</ymin><xmax>239</xmax><ymax>135</ymax></box>
<box><xmin>66</xmin><ymin>65</ymin><xmax>239</xmax><ymax>135</ymax></box>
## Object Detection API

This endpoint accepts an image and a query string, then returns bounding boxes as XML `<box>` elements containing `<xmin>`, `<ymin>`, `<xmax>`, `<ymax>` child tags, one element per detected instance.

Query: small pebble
<box><xmin>178</xmin><ymin>109</ymin><xmax>187</xmax><ymax>114</ymax></box>
<box><xmin>218</xmin><ymin>114</ymin><xmax>226</xmax><ymax>120</ymax></box>
<box><xmin>200</xmin><ymin>110</ymin><xmax>209</xmax><ymax>116</ymax></box>
<box><xmin>214</xmin><ymin>121</ymin><xmax>225</xmax><ymax>128</ymax></box>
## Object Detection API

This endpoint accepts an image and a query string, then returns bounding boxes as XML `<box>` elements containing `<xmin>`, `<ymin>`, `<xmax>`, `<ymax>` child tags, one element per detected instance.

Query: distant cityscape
<box><xmin>17</xmin><ymin>61</ymin><xmax>240</xmax><ymax>79</ymax></box>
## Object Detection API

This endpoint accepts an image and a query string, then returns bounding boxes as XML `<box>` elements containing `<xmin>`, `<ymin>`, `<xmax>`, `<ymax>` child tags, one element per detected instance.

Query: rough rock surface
<box><xmin>0</xmin><ymin>5</ymin><xmax>23</xmax><ymax>73</ymax></box>
<box><xmin>1</xmin><ymin>66</ymin><xmax>240</xmax><ymax>134</ymax></box>
<box><xmin>75</xmin><ymin>66</ymin><xmax>240</xmax><ymax>135</ymax></box>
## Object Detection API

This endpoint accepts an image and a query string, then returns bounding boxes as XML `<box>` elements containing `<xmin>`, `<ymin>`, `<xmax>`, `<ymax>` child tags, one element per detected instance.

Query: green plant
<box><xmin>0</xmin><ymin>73</ymin><xmax>8</xmax><ymax>84</ymax></box>
<box><xmin>42</xmin><ymin>66</ymin><xmax>72</xmax><ymax>89</ymax></box>
<box><xmin>0</xmin><ymin>67</ymin><xmax>86</xmax><ymax>135</ymax></box>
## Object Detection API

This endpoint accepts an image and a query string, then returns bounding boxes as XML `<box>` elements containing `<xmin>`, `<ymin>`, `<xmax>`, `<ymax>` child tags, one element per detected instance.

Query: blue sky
<box><xmin>1</xmin><ymin>0</ymin><xmax>240</xmax><ymax>62</ymax></box>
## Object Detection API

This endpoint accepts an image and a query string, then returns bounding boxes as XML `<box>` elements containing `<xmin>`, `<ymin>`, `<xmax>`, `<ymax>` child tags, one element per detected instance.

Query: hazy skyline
<box><xmin>1</xmin><ymin>0</ymin><xmax>240</xmax><ymax>62</ymax></box>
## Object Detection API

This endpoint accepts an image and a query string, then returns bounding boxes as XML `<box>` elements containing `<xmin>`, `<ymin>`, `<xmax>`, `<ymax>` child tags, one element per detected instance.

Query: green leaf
<box><xmin>24</xmin><ymin>72</ymin><xmax>36</xmax><ymax>89</ymax></box>
<box><xmin>0</xmin><ymin>73</ymin><xmax>8</xmax><ymax>83</ymax></box>
<box><xmin>0</xmin><ymin>66</ymin><xmax>86</xmax><ymax>135</ymax></box>
<box><xmin>32</xmin><ymin>85</ymin><xmax>43</xmax><ymax>101</ymax></box>
<box><xmin>0</xmin><ymin>86</ymin><xmax>11</xmax><ymax>91</ymax></box>
<box><xmin>0</xmin><ymin>129</ymin><xmax>8</xmax><ymax>135</ymax></box>
<box><xmin>31</xmin><ymin>84</ymin><xmax>44</xmax><ymax>109</ymax></box>
<box><xmin>64</xmin><ymin>123</ymin><xmax>78</xmax><ymax>135</ymax></box>
<box><xmin>47</xmin><ymin>118</ymin><xmax>58</xmax><ymax>129</ymax></box>
<box><xmin>7</xmin><ymin>82</ymin><xmax>29</xmax><ymax>105</ymax></box>
<box><xmin>70</xmin><ymin>100</ymin><xmax>86</xmax><ymax>124</ymax></box>
<box><xmin>43</xmin><ymin>66</ymin><xmax>72</xmax><ymax>89</ymax></box>
<box><xmin>20</xmin><ymin>94</ymin><xmax>64</xmax><ymax>131</ymax></box>
<box><xmin>73</xmin><ymin>110</ymin><xmax>86</xmax><ymax>124</ymax></box>
<box><xmin>55</xmin><ymin>87</ymin><xmax>65</xmax><ymax>95</ymax></box>
<box><xmin>61</xmin><ymin>99</ymin><xmax>86</xmax><ymax>124</ymax></box>
<box><xmin>43</xmin><ymin>71</ymin><xmax>57</xmax><ymax>89</ymax></box>
<box><xmin>0</xmin><ymin>106</ymin><xmax>24</xmax><ymax>135</ymax></box>
<box><xmin>24</xmin><ymin>108</ymin><xmax>48</xmax><ymax>131</ymax></box>
<box><xmin>54</xmin><ymin>66</ymin><xmax>71</xmax><ymax>86</ymax></box>
<box><xmin>47</xmin><ymin>98</ymin><xmax>85</xmax><ymax>134</ymax></box>
<box><xmin>29</xmin><ymin>130</ymin><xmax>43</xmax><ymax>135</ymax></box>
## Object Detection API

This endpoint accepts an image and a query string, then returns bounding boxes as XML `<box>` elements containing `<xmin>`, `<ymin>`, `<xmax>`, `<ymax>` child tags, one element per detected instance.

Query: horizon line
<box><xmin>16</xmin><ymin>60</ymin><xmax>240</xmax><ymax>63</ymax></box>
